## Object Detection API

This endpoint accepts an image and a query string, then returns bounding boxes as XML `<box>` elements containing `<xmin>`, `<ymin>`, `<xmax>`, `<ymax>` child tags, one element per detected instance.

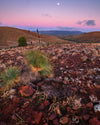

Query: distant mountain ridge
<box><xmin>39</xmin><ymin>30</ymin><xmax>84</xmax><ymax>36</ymax></box>
<box><xmin>60</xmin><ymin>31</ymin><xmax>100</xmax><ymax>43</ymax></box>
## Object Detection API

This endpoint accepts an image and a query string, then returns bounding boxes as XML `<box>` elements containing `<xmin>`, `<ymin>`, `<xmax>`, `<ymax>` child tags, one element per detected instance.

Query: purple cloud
<box><xmin>77</xmin><ymin>20</ymin><xmax>96</xmax><ymax>26</ymax></box>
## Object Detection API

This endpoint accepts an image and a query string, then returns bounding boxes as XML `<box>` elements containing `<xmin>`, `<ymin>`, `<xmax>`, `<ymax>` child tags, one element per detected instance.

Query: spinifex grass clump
<box><xmin>0</xmin><ymin>66</ymin><xmax>20</xmax><ymax>92</ymax></box>
<box><xmin>25</xmin><ymin>50</ymin><xmax>53</xmax><ymax>77</ymax></box>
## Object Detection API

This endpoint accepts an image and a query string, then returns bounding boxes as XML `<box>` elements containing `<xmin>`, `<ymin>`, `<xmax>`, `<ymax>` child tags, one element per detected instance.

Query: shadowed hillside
<box><xmin>60</xmin><ymin>31</ymin><xmax>100</xmax><ymax>43</ymax></box>
<box><xmin>0</xmin><ymin>26</ymin><xmax>70</xmax><ymax>49</ymax></box>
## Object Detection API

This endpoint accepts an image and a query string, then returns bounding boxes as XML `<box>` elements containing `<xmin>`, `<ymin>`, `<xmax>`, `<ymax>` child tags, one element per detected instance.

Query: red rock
<box><xmin>32</xmin><ymin>94</ymin><xmax>36</xmax><ymax>99</ymax></box>
<box><xmin>63</xmin><ymin>80</ymin><xmax>66</xmax><ymax>84</ymax></box>
<box><xmin>82</xmin><ymin>104</ymin><xmax>86</xmax><ymax>109</ymax></box>
<box><xmin>39</xmin><ymin>103</ymin><xmax>45</xmax><ymax>110</ymax></box>
<box><xmin>67</xmin><ymin>106</ymin><xmax>71</xmax><ymax>112</ymax></box>
<box><xmin>59</xmin><ymin>116</ymin><xmax>68</xmax><ymax>124</ymax></box>
<box><xmin>12</xmin><ymin>114</ymin><xmax>17</xmax><ymax>120</ymax></box>
<box><xmin>22</xmin><ymin>101</ymin><xmax>30</xmax><ymax>108</ymax></box>
<box><xmin>83</xmin><ymin>114</ymin><xmax>90</xmax><ymax>121</ymax></box>
<box><xmin>38</xmin><ymin>98</ymin><xmax>43</xmax><ymax>102</ymax></box>
<box><xmin>53</xmin><ymin>118</ymin><xmax>59</xmax><ymax>125</ymax></box>
<box><xmin>81</xmin><ymin>56</ymin><xmax>88</xmax><ymax>62</ymax></box>
<box><xmin>33</xmin><ymin>112</ymin><xmax>43</xmax><ymax>124</ymax></box>
<box><xmin>68</xmin><ymin>118</ymin><xmax>72</xmax><ymax>125</ymax></box>
<box><xmin>71</xmin><ymin>109</ymin><xmax>74</xmax><ymax>113</ymax></box>
<box><xmin>15</xmin><ymin>108</ymin><xmax>20</xmax><ymax>112</ymax></box>
<box><xmin>62</xmin><ymin>101</ymin><xmax>67</xmax><ymax>107</ymax></box>
<box><xmin>49</xmin><ymin>114</ymin><xmax>57</xmax><ymax>120</ymax></box>
<box><xmin>37</xmin><ymin>82</ymin><xmax>41</xmax><ymax>86</ymax></box>
<box><xmin>74</xmin><ymin>115</ymin><xmax>79</xmax><ymax>120</ymax></box>
<box><xmin>0</xmin><ymin>122</ymin><xmax>7</xmax><ymax>125</ymax></box>
<box><xmin>27</xmin><ymin>117</ymin><xmax>31</xmax><ymax>122</ymax></box>
<box><xmin>80</xmin><ymin>89</ymin><xmax>87</xmax><ymax>94</ymax></box>
<box><xmin>43</xmin><ymin>123</ymin><xmax>48</xmax><ymax>125</ymax></box>
<box><xmin>3</xmin><ymin>103</ymin><xmax>14</xmax><ymax>119</ymax></box>
<box><xmin>89</xmin><ymin>118</ymin><xmax>100</xmax><ymax>125</ymax></box>
<box><xmin>12</xmin><ymin>97</ymin><xmax>20</xmax><ymax>106</ymax></box>
<box><xmin>86</xmin><ymin>102</ymin><xmax>93</xmax><ymax>108</ymax></box>
<box><xmin>44</xmin><ymin>100</ymin><xmax>50</xmax><ymax>106</ymax></box>
<box><xmin>52</xmin><ymin>82</ymin><xmax>56</xmax><ymax>86</ymax></box>
<box><xmin>31</xmin><ymin>121</ymin><xmax>35</xmax><ymax>124</ymax></box>
<box><xmin>72</xmin><ymin>87</ymin><xmax>77</xmax><ymax>92</ymax></box>
<box><xmin>19</xmin><ymin>85</ymin><xmax>35</xmax><ymax>97</ymax></box>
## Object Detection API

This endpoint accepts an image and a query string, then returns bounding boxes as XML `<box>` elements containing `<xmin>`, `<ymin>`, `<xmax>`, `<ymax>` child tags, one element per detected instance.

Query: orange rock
<box><xmin>86</xmin><ymin>102</ymin><xmax>93</xmax><ymax>108</ymax></box>
<box><xmin>33</xmin><ymin>112</ymin><xmax>43</xmax><ymax>124</ymax></box>
<box><xmin>19</xmin><ymin>85</ymin><xmax>35</xmax><ymax>97</ymax></box>
<box><xmin>60</xmin><ymin>116</ymin><xmax>68</xmax><ymax>124</ymax></box>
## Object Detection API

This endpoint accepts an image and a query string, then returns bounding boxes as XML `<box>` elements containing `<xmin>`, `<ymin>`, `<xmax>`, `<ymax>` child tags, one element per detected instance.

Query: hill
<box><xmin>0</xmin><ymin>26</ymin><xmax>70</xmax><ymax>49</ymax></box>
<box><xmin>39</xmin><ymin>30</ymin><xmax>83</xmax><ymax>36</ymax></box>
<box><xmin>59</xmin><ymin>31</ymin><xmax>100</xmax><ymax>43</ymax></box>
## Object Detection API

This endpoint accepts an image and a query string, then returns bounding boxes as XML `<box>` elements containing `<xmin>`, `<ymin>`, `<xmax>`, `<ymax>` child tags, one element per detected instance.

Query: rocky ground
<box><xmin>0</xmin><ymin>43</ymin><xmax>100</xmax><ymax>125</ymax></box>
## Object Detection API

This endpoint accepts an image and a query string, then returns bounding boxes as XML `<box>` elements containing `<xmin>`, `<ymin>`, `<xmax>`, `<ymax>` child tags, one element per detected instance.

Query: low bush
<box><xmin>18</xmin><ymin>36</ymin><xmax>27</xmax><ymax>47</ymax></box>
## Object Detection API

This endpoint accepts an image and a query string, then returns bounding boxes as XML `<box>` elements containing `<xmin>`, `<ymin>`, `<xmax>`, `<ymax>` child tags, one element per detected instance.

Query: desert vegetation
<box><xmin>0</xmin><ymin>66</ymin><xmax>20</xmax><ymax>92</ymax></box>
<box><xmin>18</xmin><ymin>36</ymin><xmax>27</xmax><ymax>47</ymax></box>
<box><xmin>24</xmin><ymin>50</ymin><xmax>53</xmax><ymax>77</ymax></box>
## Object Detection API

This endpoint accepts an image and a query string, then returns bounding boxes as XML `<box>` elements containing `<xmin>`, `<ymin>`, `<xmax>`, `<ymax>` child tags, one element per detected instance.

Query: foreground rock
<box><xmin>19</xmin><ymin>85</ymin><xmax>35</xmax><ymax>97</ymax></box>
<box><xmin>89</xmin><ymin>118</ymin><xmax>100</xmax><ymax>125</ymax></box>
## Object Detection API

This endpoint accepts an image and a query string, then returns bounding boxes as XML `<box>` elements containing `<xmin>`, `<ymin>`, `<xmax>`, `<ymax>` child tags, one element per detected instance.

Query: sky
<box><xmin>0</xmin><ymin>0</ymin><xmax>100</xmax><ymax>32</ymax></box>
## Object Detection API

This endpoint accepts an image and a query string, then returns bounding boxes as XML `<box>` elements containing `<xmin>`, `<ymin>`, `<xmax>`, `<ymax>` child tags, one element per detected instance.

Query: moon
<box><xmin>57</xmin><ymin>2</ymin><xmax>60</xmax><ymax>6</ymax></box>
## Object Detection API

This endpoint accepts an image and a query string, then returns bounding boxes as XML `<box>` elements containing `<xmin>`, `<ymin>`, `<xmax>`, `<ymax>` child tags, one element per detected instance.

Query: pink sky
<box><xmin>0</xmin><ymin>0</ymin><xmax>100</xmax><ymax>32</ymax></box>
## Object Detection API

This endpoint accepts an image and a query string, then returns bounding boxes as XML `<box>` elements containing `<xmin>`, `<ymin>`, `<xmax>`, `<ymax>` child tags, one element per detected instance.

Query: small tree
<box><xmin>18</xmin><ymin>36</ymin><xmax>27</xmax><ymax>47</ymax></box>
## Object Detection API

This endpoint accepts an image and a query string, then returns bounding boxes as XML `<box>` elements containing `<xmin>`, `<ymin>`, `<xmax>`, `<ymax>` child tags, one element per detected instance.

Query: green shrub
<box><xmin>0</xmin><ymin>66</ymin><xmax>20</xmax><ymax>92</ymax></box>
<box><xmin>46</xmin><ymin>42</ymin><xmax>50</xmax><ymax>46</ymax></box>
<box><xmin>18</xmin><ymin>36</ymin><xmax>27</xmax><ymax>47</ymax></box>
<box><xmin>41</xmin><ymin>43</ymin><xmax>45</xmax><ymax>47</ymax></box>
<box><xmin>24</xmin><ymin>50</ymin><xmax>53</xmax><ymax>77</ymax></box>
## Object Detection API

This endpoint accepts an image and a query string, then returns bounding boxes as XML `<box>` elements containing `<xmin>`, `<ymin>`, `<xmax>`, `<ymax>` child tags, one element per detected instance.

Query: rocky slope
<box><xmin>0</xmin><ymin>43</ymin><xmax>100</xmax><ymax>125</ymax></box>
